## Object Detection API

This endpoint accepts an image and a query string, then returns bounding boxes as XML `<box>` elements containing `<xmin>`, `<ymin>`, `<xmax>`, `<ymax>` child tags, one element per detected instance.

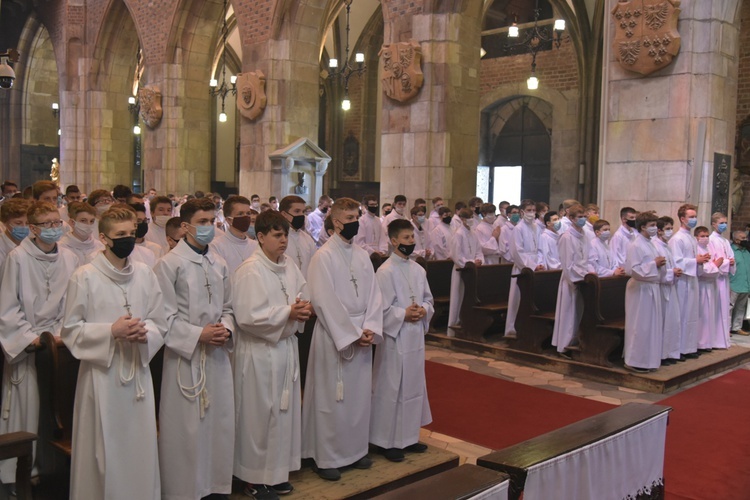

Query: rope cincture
<box><xmin>178</xmin><ymin>344</ymin><xmax>209</xmax><ymax>419</ymax></box>
<box><xmin>117</xmin><ymin>340</ymin><xmax>145</xmax><ymax>401</ymax></box>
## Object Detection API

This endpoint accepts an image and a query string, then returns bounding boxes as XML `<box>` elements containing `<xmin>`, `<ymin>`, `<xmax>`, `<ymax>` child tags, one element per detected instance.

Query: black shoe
<box><xmin>698</xmin><ymin>348</ymin><xmax>712</xmax><ymax>353</ymax></box>
<box><xmin>676</xmin><ymin>355</ymin><xmax>687</xmax><ymax>362</ymax></box>
<box><xmin>661</xmin><ymin>359</ymin><xmax>673</xmax><ymax>366</ymax></box>
<box><xmin>243</xmin><ymin>485</ymin><xmax>278</xmax><ymax>500</ymax></box>
<box><xmin>684</xmin><ymin>352</ymin><xmax>700</xmax><ymax>359</ymax></box>
<box><xmin>351</xmin><ymin>455</ymin><xmax>373</xmax><ymax>469</ymax></box>
<box><xmin>312</xmin><ymin>465</ymin><xmax>341</xmax><ymax>481</ymax></box>
<box><xmin>405</xmin><ymin>442</ymin><xmax>428</xmax><ymax>453</ymax></box>
<box><xmin>382</xmin><ymin>448</ymin><xmax>405</xmax><ymax>462</ymax></box>
<box><xmin>271</xmin><ymin>482</ymin><xmax>294</xmax><ymax>495</ymax></box>
<box><xmin>558</xmin><ymin>350</ymin><xmax>573</xmax><ymax>360</ymax></box>
<box><xmin>625</xmin><ymin>364</ymin><xmax>649</xmax><ymax>373</ymax></box>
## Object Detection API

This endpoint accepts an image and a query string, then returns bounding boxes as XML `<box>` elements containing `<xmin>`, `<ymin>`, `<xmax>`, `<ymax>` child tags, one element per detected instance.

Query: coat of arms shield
<box><xmin>379</xmin><ymin>40</ymin><xmax>424</xmax><ymax>103</ymax></box>
<box><xmin>138</xmin><ymin>86</ymin><xmax>163</xmax><ymax>129</ymax></box>
<box><xmin>612</xmin><ymin>0</ymin><xmax>681</xmax><ymax>75</ymax></box>
<box><xmin>236</xmin><ymin>70</ymin><xmax>267</xmax><ymax>121</ymax></box>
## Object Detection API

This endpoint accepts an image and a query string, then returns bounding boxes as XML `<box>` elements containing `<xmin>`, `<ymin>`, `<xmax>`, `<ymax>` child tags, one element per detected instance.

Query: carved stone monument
<box><xmin>236</xmin><ymin>70</ymin><xmax>267</xmax><ymax>120</ymax></box>
<box><xmin>379</xmin><ymin>39</ymin><xmax>424</xmax><ymax>103</ymax></box>
<box><xmin>612</xmin><ymin>0</ymin><xmax>681</xmax><ymax>76</ymax></box>
<box><xmin>268</xmin><ymin>138</ymin><xmax>330</xmax><ymax>205</ymax></box>
<box><xmin>712</xmin><ymin>153</ymin><xmax>731</xmax><ymax>217</ymax></box>
<box><xmin>138</xmin><ymin>86</ymin><xmax>163</xmax><ymax>128</ymax></box>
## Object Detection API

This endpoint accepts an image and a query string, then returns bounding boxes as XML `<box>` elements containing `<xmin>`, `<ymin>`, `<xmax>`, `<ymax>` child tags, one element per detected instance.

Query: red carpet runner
<box><xmin>424</xmin><ymin>361</ymin><xmax>613</xmax><ymax>450</ymax></box>
<box><xmin>659</xmin><ymin>369</ymin><xmax>750</xmax><ymax>500</ymax></box>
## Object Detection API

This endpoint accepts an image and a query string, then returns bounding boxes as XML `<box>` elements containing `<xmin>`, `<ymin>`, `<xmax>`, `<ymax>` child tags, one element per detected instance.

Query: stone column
<box><xmin>599</xmin><ymin>1</ymin><xmax>740</xmax><ymax>225</ymax></box>
<box><xmin>379</xmin><ymin>5</ymin><xmax>482</xmax><ymax>206</ymax></box>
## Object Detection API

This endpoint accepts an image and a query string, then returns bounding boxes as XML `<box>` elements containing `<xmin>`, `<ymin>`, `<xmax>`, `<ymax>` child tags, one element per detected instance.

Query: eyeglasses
<box><xmin>95</xmin><ymin>198</ymin><xmax>115</xmax><ymax>205</ymax></box>
<box><xmin>32</xmin><ymin>220</ymin><xmax>64</xmax><ymax>229</ymax></box>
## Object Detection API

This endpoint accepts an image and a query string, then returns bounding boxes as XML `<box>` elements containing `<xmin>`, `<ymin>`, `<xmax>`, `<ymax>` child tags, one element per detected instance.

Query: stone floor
<box><xmin>421</xmin><ymin>333</ymin><xmax>750</xmax><ymax>466</ymax></box>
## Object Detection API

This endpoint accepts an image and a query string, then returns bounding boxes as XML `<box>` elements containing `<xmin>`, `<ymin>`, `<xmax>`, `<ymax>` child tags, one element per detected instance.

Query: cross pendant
<box><xmin>46</xmin><ymin>279</ymin><xmax>51</xmax><ymax>299</ymax></box>
<box><xmin>205</xmin><ymin>282</ymin><xmax>212</xmax><ymax>304</ymax></box>
<box><xmin>350</xmin><ymin>275</ymin><xmax>359</xmax><ymax>297</ymax></box>
<box><xmin>281</xmin><ymin>283</ymin><xmax>288</xmax><ymax>302</ymax></box>
<box><xmin>410</xmin><ymin>295</ymin><xmax>416</xmax><ymax>304</ymax></box>
<box><xmin>124</xmin><ymin>302</ymin><xmax>132</xmax><ymax>317</ymax></box>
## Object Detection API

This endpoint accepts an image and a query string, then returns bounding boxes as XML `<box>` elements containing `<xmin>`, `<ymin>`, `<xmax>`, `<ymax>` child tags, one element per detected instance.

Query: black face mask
<box><xmin>741</xmin><ymin>240</ymin><xmax>750</xmax><ymax>250</ymax></box>
<box><xmin>626</xmin><ymin>219</ymin><xmax>636</xmax><ymax>228</ymax></box>
<box><xmin>136</xmin><ymin>221</ymin><xmax>149</xmax><ymax>239</ymax></box>
<box><xmin>321</xmin><ymin>206</ymin><xmax>329</xmax><ymax>214</ymax></box>
<box><xmin>398</xmin><ymin>243</ymin><xmax>416</xmax><ymax>256</ymax></box>
<box><xmin>384</xmin><ymin>209</ymin><xmax>392</xmax><ymax>216</ymax></box>
<box><xmin>442</xmin><ymin>216</ymin><xmax>452</xmax><ymax>225</ymax></box>
<box><xmin>474</xmin><ymin>206</ymin><xmax>481</xmax><ymax>215</ymax></box>
<box><xmin>107</xmin><ymin>236</ymin><xmax>136</xmax><ymax>259</ymax></box>
<box><xmin>367</xmin><ymin>205</ymin><xmax>378</xmax><ymax>215</ymax></box>
<box><xmin>339</xmin><ymin>220</ymin><xmax>359</xmax><ymax>240</ymax></box>
<box><xmin>290</xmin><ymin>214</ymin><xmax>305</xmax><ymax>230</ymax></box>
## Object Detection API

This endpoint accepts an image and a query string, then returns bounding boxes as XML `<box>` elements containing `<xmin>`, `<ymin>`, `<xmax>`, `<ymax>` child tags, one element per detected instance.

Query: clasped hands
<box><xmin>405</xmin><ymin>303</ymin><xmax>427</xmax><ymax>323</ymax></box>
<box><xmin>199</xmin><ymin>322</ymin><xmax>231</xmax><ymax>346</ymax></box>
<box><xmin>290</xmin><ymin>298</ymin><xmax>314</xmax><ymax>322</ymax></box>
<box><xmin>112</xmin><ymin>315</ymin><xmax>148</xmax><ymax>343</ymax></box>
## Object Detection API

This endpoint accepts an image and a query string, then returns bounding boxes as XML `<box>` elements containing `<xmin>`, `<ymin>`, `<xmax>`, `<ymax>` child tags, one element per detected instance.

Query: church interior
<box><xmin>2</xmin><ymin>0</ymin><xmax>750</xmax><ymax>498</ymax></box>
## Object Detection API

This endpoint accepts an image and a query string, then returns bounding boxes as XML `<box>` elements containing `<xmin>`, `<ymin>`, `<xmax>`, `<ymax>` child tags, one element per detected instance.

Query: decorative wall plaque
<box><xmin>379</xmin><ymin>39</ymin><xmax>424</xmax><ymax>103</ymax></box>
<box><xmin>138</xmin><ymin>86</ymin><xmax>163</xmax><ymax>128</ymax></box>
<box><xmin>236</xmin><ymin>70</ymin><xmax>267</xmax><ymax>120</ymax></box>
<box><xmin>712</xmin><ymin>152</ymin><xmax>731</xmax><ymax>216</ymax></box>
<box><xmin>612</xmin><ymin>0</ymin><xmax>681</xmax><ymax>76</ymax></box>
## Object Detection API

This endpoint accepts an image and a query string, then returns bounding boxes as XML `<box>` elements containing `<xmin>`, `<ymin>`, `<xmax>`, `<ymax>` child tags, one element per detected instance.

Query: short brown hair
<box><xmin>223</xmin><ymin>195</ymin><xmax>251</xmax><ymax>217</ymax></box>
<box><xmin>0</xmin><ymin>198</ymin><xmax>30</xmax><ymax>222</ymax></box>
<box><xmin>678</xmin><ymin>204</ymin><xmax>697</xmax><ymax>220</ymax></box>
<box><xmin>27</xmin><ymin>201</ymin><xmax>60</xmax><ymax>224</ymax></box>
<box><xmin>179</xmin><ymin>198</ymin><xmax>215</xmax><ymax>223</ymax></box>
<box><xmin>593</xmin><ymin>219</ymin><xmax>610</xmax><ymax>232</ymax></box>
<box><xmin>255</xmin><ymin>210</ymin><xmax>290</xmax><ymax>237</ymax></box>
<box><xmin>67</xmin><ymin>201</ymin><xmax>97</xmax><ymax>219</ymax></box>
<box><xmin>567</xmin><ymin>204</ymin><xmax>585</xmax><ymax>219</ymax></box>
<box><xmin>99</xmin><ymin>206</ymin><xmax>136</xmax><ymax>235</ymax></box>
<box><xmin>87</xmin><ymin>189</ymin><xmax>112</xmax><ymax>207</ymax></box>
<box><xmin>330</xmin><ymin>197</ymin><xmax>360</xmax><ymax>219</ymax></box>
<box><xmin>151</xmin><ymin>195</ymin><xmax>173</xmax><ymax>212</ymax></box>
<box><xmin>635</xmin><ymin>211</ymin><xmax>658</xmax><ymax>232</ymax></box>
<box><xmin>32</xmin><ymin>181</ymin><xmax>58</xmax><ymax>200</ymax></box>
<box><xmin>279</xmin><ymin>195</ymin><xmax>306</xmax><ymax>213</ymax></box>
<box><xmin>388</xmin><ymin>219</ymin><xmax>414</xmax><ymax>239</ymax></box>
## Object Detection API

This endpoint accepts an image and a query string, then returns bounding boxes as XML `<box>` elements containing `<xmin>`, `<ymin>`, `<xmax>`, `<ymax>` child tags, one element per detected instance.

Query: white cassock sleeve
<box><xmin>0</xmin><ymin>256</ymin><xmax>38</xmax><ymax>362</ymax></box>
<box><xmin>698</xmin><ymin>260</ymin><xmax>720</xmax><ymax>278</ymax></box>
<box><xmin>669</xmin><ymin>233</ymin><xmax>698</xmax><ymax>276</ymax></box>
<box><xmin>61</xmin><ymin>272</ymin><xmax>115</xmax><ymax>368</ymax></box>
<box><xmin>135</xmin><ymin>270</ymin><xmax>168</xmax><ymax>366</ymax></box>
<box><xmin>154</xmin><ymin>259</ymin><xmax>203</xmax><ymax>359</ymax></box>
<box><xmin>625</xmin><ymin>240</ymin><xmax>663</xmax><ymax>283</ymax></box>
<box><xmin>376</xmin><ymin>269</ymin><xmax>406</xmax><ymax>339</ymax></box>
<box><xmin>511</xmin><ymin>224</ymin><xmax>539</xmax><ymax>269</ymax></box>
<box><xmin>233</xmin><ymin>264</ymin><xmax>307</xmax><ymax>343</ymax></box>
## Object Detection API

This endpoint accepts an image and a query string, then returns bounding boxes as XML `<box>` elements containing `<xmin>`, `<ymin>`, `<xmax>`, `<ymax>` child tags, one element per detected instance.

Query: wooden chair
<box><xmin>574</xmin><ymin>274</ymin><xmax>630</xmax><ymax>367</ymax></box>
<box><xmin>425</xmin><ymin>259</ymin><xmax>453</xmax><ymax>333</ymax></box>
<box><xmin>0</xmin><ymin>432</ymin><xmax>37</xmax><ymax>500</ymax></box>
<box><xmin>513</xmin><ymin>268</ymin><xmax>562</xmax><ymax>353</ymax></box>
<box><xmin>457</xmin><ymin>262</ymin><xmax>513</xmax><ymax>342</ymax></box>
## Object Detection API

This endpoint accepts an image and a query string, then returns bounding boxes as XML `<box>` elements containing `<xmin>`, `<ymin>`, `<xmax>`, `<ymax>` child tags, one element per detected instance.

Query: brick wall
<box><xmin>480</xmin><ymin>37</ymin><xmax>578</xmax><ymax>96</ymax></box>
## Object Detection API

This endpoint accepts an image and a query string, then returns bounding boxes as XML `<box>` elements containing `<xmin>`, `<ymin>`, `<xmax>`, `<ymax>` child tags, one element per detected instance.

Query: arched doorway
<box><xmin>479</xmin><ymin>96</ymin><xmax>552</xmax><ymax>204</ymax></box>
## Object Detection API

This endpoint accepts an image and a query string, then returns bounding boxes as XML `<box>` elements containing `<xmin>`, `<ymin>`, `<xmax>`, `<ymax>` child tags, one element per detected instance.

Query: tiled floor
<box><xmin>421</xmin><ymin>334</ymin><xmax>750</xmax><ymax>465</ymax></box>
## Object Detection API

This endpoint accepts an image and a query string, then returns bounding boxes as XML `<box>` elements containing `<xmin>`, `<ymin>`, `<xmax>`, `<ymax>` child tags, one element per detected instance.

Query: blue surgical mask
<box><xmin>718</xmin><ymin>222</ymin><xmax>728</xmax><ymax>233</ymax></box>
<box><xmin>552</xmin><ymin>221</ymin><xmax>562</xmax><ymax>232</ymax></box>
<box><xmin>10</xmin><ymin>226</ymin><xmax>29</xmax><ymax>241</ymax></box>
<box><xmin>38</xmin><ymin>227</ymin><xmax>63</xmax><ymax>244</ymax></box>
<box><xmin>247</xmin><ymin>226</ymin><xmax>256</xmax><ymax>239</ymax></box>
<box><xmin>509</xmin><ymin>213</ymin><xmax>520</xmax><ymax>224</ymax></box>
<box><xmin>191</xmin><ymin>224</ymin><xmax>215</xmax><ymax>245</ymax></box>
<box><xmin>576</xmin><ymin>217</ymin><xmax>587</xmax><ymax>228</ymax></box>
<box><xmin>687</xmin><ymin>217</ymin><xmax>698</xmax><ymax>229</ymax></box>
<box><xmin>417</xmin><ymin>215</ymin><xmax>426</xmax><ymax>224</ymax></box>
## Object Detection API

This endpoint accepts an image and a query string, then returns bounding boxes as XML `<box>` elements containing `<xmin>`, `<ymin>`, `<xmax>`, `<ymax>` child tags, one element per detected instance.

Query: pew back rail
<box><xmin>458</xmin><ymin>262</ymin><xmax>513</xmax><ymax>342</ymax></box>
<box><xmin>513</xmin><ymin>268</ymin><xmax>562</xmax><ymax>353</ymax></box>
<box><xmin>575</xmin><ymin>273</ymin><xmax>630</xmax><ymax>367</ymax></box>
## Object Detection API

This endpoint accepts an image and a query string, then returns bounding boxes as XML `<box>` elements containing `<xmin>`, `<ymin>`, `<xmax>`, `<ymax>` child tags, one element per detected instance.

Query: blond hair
<box><xmin>67</xmin><ymin>201</ymin><xmax>96</xmax><ymax>219</ymax></box>
<box><xmin>27</xmin><ymin>201</ymin><xmax>59</xmax><ymax>224</ymax></box>
<box><xmin>0</xmin><ymin>199</ymin><xmax>31</xmax><ymax>222</ymax></box>
<box><xmin>99</xmin><ymin>206</ymin><xmax>136</xmax><ymax>235</ymax></box>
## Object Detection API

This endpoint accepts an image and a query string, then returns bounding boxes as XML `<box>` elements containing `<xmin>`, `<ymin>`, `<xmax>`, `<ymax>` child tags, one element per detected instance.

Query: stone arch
<box><xmin>23</xmin><ymin>22</ymin><xmax>59</xmax><ymax>147</ymax></box>
<box><xmin>481</xmin><ymin>83</ymin><xmax>578</xmax><ymax>205</ymax></box>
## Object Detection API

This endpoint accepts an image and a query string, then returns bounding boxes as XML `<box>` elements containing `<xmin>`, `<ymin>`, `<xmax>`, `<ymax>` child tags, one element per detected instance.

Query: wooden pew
<box><xmin>574</xmin><ymin>274</ymin><xmax>630</xmax><ymax>367</ymax></box>
<box><xmin>0</xmin><ymin>432</ymin><xmax>37</xmax><ymax>500</ymax></box>
<box><xmin>372</xmin><ymin>464</ymin><xmax>509</xmax><ymax>500</ymax></box>
<box><xmin>513</xmin><ymin>268</ymin><xmax>562</xmax><ymax>353</ymax></box>
<box><xmin>457</xmin><ymin>262</ymin><xmax>513</xmax><ymax>342</ymax></box>
<box><xmin>425</xmin><ymin>259</ymin><xmax>453</xmax><ymax>333</ymax></box>
<box><xmin>477</xmin><ymin>403</ymin><xmax>671</xmax><ymax>500</ymax></box>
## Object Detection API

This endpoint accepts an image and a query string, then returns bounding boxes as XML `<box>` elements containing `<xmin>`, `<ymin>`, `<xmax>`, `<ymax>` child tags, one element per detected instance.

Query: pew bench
<box><xmin>0</xmin><ymin>431</ymin><xmax>37</xmax><ymax>500</ymax></box>
<box><xmin>426</xmin><ymin>259</ymin><xmax>453</xmax><ymax>333</ymax></box>
<box><xmin>513</xmin><ymin>268</ymin><xmax>562</xmax><ymax>353</ymax></box>
<box><xmin>477</xmin><ymin>403</ymin><xmax>671</xmax><ymax>500</ymax></box>
<box><xmin>373</xmin><ymin>464</ymin><xmax>510</xmax><ymax>500</ymax></box>
<box><xmin>574</xmin><ymin>273</ymin><xmax>629</xmax><ymax>367</ymax></box>
<box><xmin>458</xmin><ymin>262</ymin><xmax>513</xmax><ymax>342</ymax></box>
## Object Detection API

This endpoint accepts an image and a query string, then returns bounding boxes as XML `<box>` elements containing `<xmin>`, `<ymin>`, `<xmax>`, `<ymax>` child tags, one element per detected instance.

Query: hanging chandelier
<box><xmin>506</xmin><ymin>0</ymin><xmax>566</xmax><ymax>90</ymax></box>
<box><xmin>327</xmin><ymin>0</ymin><xmax>366</xmax><ymax>111</ymax></box>
<box><xmin>209</xmin><ymin>0</ymin><xmax>236</xmax><ymax>122</ymax></box>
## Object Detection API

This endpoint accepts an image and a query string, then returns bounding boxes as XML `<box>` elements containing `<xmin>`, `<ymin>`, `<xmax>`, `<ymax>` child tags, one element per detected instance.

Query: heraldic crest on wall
<box><xmin>236</xmin><ymin>70</ymin><xmax>267</xmax><ymax>120</ymax></box>
<box><xmin>379</xmin><ymin>39</ymin><xmax>424</xmax><ymax>103</ymax></box>
<box><xmin>138</xmin><ymin>86</ymin><xmax>163</xmax><ymax>129</ymax></box>
<box><xmin>612</xmin><ymin>0</ymin><xmax>681</xmax><ymax>76</ymax></box>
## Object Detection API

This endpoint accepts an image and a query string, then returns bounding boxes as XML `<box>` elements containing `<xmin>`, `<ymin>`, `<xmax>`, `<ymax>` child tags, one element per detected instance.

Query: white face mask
<box><xmin>698</xmin><ymin>236</ymin><xmax>709</xmax><ymax>246</ymax></box>
<box><xmin>523</xmin><ymin>212</ymin><xmax>536</xmax><ymax>223</ymax></box>
<box><xmin>598</xmin><ymin>230</ymin><xmax>611</xmax><ymax>241</ymax></box>
<box><xmin>664</xmin><ymin>229</ymin><xmax>674</xmax><ymax>240</ymax></box>
<box><xmin>484</xmin><ymin>214</ymin><xmax>496</xmax><ymax>224</ymax></box>
<box><xmin>155</xmin><ymin>215</ymin><xmax>171</xmax><ymax>227</ymax></box>
<box><xmin>251</xmin><ymin>202</ymin><xmax>260</xmax><ymax>210</ymax></box>
<box><xmin>646</xmin><ymin>226</ymin><xmax>658</xmax><ymax>237</ymax></box>
<box><xmin>395</xmin><ymin>206</ymin><xmax>404</xmax><ymax>216</ymax></box>
<box><xmin>73</xmin><ymin>221</ymin><xmax>95</xmax><ymax>239</ymax></box>
<box><xmin>96</xmin><ymin>204</ymin><xmax>112</xmax><ymax>215</ymax></box>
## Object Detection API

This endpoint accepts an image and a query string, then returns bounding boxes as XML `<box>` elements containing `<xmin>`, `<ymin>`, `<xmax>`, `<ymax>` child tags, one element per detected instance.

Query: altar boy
<box><xmin>154</xmin><ymin>198</ymin><xmax>235</xmax><ymax>499</ymax></box>
<box><xmin>370</xmin><ymin>219</ymin><xmax>433</xmax><ymax>462</ymax></box>
<box><xmin>232</xmin><ymin>211</ymin><xmax>313</xmax><ymax>499</ymax></box>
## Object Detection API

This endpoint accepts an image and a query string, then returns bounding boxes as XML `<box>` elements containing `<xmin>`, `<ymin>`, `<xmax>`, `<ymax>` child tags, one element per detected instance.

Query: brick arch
<box><xmin>483</xmin><ymin>96</ymin><xmax>553</xmax><ymax>141</ymax></box>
